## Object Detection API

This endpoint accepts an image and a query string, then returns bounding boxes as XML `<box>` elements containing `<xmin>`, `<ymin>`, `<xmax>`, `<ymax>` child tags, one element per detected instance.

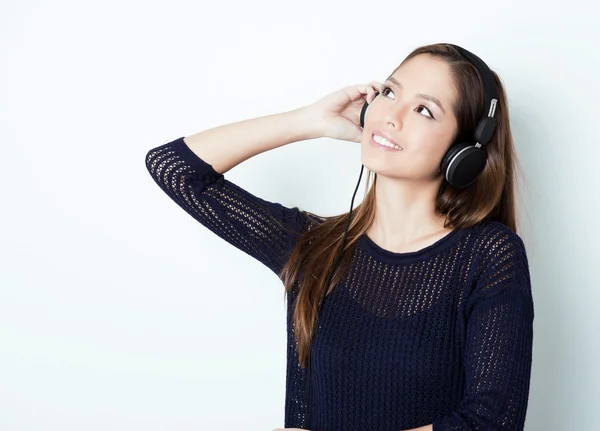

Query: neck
<box><xmin>366</xmin><ymin>174</ymin><xmax>451</xmax><ymax>252</ymax></box>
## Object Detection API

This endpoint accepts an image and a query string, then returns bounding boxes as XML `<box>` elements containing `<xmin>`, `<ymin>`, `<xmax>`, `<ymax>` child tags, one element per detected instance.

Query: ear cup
<box><xmin>440</xmin><ymin>143</ymin><xmax>467</xmax><ymax>175</ymax></box>
<box><xmin>360</xmin><ymin>91</ymin><xmax>379</xmax><ymax>129</ymax></box>
<box><xmin>441</xmin><ymin>143</ymin><xmax>487</xmax><ymax>189</ymax></box>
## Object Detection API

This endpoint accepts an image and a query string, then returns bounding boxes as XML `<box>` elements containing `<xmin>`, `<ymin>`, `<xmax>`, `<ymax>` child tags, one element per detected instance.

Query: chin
<box><xmin>359</xmin><ymin>157</ymin><xmax>393</xmax><ymax>175</ymax></box>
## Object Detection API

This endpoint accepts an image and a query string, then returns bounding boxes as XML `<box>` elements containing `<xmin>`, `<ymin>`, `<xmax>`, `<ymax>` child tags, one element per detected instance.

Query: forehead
<box><xmin>388</xmin><ymin>54</ymin><xmax>457</xmax><ymax>111</ymax></box>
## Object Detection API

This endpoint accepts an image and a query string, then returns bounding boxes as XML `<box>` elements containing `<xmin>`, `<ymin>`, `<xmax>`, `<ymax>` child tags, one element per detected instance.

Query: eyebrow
<box><xmin>385</xmin><ymin>76</ymin><xmax>446</xmax><ymax>115</ymax></box>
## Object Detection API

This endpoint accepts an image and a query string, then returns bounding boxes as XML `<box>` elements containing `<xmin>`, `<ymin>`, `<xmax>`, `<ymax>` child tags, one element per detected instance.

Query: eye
<box><xmin>380</xmin><ymin>85</ymin><xmax>435</xmax><ymax>120</ymax></box>
<box><xmin>381</xmin><ymin>85</ymin><xmax>394</xmax><ymax>98</ymax></box>
<box><xmin>416</xmin><ymin>105</ymin><xmax>435</xmax><ymax>120</ymax></box>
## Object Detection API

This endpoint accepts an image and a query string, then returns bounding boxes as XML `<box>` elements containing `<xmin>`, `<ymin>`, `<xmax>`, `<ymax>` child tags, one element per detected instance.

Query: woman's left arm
<box><xmin>408</xmin><ymin>231</ymin><xmax>535</xmax><ymax>431</ymax></box>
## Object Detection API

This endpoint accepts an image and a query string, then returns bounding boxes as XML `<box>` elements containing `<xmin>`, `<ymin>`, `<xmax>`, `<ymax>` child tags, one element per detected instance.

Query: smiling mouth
<box><xmin>370</xmin><ymin>133</ymin><xmax>403</xmax><ymax>151</ymax></box>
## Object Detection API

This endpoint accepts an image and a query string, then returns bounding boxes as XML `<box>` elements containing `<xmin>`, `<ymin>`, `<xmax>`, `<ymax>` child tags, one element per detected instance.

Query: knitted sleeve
<box><xmin>432</xmin><ymin>227</ymin><xmax>535</xmax><ymax>431</ymax></box>
<box><xmin>145</xmin><ymin>136</ymin><xmax>307</xmax><ymax>277</ymax></box>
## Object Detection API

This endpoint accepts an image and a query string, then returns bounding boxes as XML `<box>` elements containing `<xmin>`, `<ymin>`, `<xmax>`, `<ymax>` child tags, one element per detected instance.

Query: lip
<box><xmin>371</xmin><ymin>128</ymin><xmax>400</xmax><ymax>147</ymax></box>
<box><xmin>370</xmin><ymin>134</ymin><xmax>401</xmax><ymax>151</ymax></box>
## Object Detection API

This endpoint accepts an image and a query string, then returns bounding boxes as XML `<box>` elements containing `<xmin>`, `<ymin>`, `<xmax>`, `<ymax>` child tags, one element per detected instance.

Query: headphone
<box><xmin>302</xmin><ymin>44</ymin><xmax>499</xmax><ymax>429</ymax></box>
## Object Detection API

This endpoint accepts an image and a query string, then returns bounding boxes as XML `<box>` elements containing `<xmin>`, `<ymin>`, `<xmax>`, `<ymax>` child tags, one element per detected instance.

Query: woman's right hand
<box><xmin>304</xmin><ymin>81</ymin><xmax>383</xmax><ymax>143</ymax></box>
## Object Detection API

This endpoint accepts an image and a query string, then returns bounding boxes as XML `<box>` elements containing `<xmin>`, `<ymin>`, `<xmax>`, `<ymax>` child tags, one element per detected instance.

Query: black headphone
<box><xmin>302</xmin><ymin>44</ymin><xmax>499</xmax><ymax>429</ymax></box>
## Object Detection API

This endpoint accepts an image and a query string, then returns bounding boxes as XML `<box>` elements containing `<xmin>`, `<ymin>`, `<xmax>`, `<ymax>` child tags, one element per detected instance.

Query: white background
<box><xmin>1</xmin><ymin>0</ymin><xmax>598</xmax><ymax>430</ymax></box>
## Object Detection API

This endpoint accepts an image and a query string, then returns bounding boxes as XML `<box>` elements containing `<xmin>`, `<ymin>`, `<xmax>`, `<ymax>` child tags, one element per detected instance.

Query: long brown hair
<box><xmin>278</xmin><ymin>43</ymin><xmax>525</xmax><ymax>369</ymax></box>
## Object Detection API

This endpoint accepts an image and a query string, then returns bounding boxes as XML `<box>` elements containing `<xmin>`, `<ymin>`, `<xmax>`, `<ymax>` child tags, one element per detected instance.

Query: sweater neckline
<box><xmin>358</xmin><ymin>227</ymin><xmax>464</xmax><ymax>264</ymax></box>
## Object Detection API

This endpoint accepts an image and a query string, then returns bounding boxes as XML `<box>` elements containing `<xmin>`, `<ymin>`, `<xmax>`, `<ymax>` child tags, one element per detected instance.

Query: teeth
<box><xmin>373</xmin><ymin>134</ymin><xmax>402</xmax><ymax>150</ymax></box>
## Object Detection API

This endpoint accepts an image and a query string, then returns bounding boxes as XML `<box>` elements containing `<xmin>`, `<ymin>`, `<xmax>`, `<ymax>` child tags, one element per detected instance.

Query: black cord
<box><xmin>304</xmin><ymin>164</ymin><xmax>365</xmax><ymax>429</ymax></box>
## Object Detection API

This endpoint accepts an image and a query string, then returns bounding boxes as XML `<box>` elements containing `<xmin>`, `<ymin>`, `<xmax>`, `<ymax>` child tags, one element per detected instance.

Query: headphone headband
<box><xmin>446</xmin><ymin>43</ymin><xmax>499</xmax><ymax>146</ymax></box>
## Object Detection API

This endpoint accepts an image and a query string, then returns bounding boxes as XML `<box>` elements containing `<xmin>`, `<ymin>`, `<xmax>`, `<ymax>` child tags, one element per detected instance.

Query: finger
<box><xmin>370</xmin><ymin>81</ymin><xmax>383</xmax><ymax>91</ymax></box>
<box><xmin>366</xmin><ymin>86</ymin><xmax>374</xmax><ymax>103</ymax></box>
<box><xmin>366</xmin><ymin>82</ymin><xmax>383</xmax><ymax>103</ymax></box>
<box><xmin>354</xmin><ymin>84</ymin><xmax>368</xmax><ymax>95</ymax></box>
<box><xmin>354</xmin><ymin>82</ymin><xmax>382</xmax><ymax>96</ymax></box>
<box><xmin>345</xmin><ymin>84</ymin><xmax>370</xmax><ymax>102</ymax></box>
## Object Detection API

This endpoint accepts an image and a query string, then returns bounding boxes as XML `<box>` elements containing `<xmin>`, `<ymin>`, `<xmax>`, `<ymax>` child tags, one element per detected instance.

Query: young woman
<box><xmin>145</xmin><ymin>43</ymin><xmax>534</xmax><ymax>431</ymax></box>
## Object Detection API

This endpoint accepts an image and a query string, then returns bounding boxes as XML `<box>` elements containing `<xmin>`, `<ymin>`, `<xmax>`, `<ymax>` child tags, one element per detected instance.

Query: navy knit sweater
<box><xmin>145</xmin><ymin>136</ymin><xmax>534</xmax><ymax>431</ymax></box>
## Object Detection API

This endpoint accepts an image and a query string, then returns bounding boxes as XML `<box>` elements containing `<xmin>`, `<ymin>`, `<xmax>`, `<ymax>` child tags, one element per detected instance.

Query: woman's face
<box><xmin>361</xmin><ymin>54</ymin><xmax>459</xmax><ymax>183</ymax></box>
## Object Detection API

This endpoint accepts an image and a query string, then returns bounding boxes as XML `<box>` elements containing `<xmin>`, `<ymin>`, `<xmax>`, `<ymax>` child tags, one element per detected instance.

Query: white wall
<box><xmin>1</xmin><ymin>0</ymin><xmax>598</xmax><ymax>430</ymax></box>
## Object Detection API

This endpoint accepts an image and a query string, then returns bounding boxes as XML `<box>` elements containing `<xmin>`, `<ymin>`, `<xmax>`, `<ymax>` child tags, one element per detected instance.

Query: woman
<box><xmin>145</xmin><ymin>43</ymin><xmax>534</xmax><ymax>431</ymax></box>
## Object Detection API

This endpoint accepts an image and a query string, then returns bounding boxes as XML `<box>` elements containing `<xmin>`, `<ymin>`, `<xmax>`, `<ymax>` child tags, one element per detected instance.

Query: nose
<box><xmin>382</xmin><ymin>101</ymin><xmax>407</xmax><ymax>131</ymax></box>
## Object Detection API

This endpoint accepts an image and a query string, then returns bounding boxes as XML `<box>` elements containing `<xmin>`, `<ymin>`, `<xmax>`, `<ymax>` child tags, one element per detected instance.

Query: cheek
<box><xmin>408</xmin><ymin>128</ymin><xmax>454</xmax><ymax>169</ymax></box>
<box><xmin>411</xmin><ymin>127</ymin><xmax>450</xmax><ymax>153</ymax></box>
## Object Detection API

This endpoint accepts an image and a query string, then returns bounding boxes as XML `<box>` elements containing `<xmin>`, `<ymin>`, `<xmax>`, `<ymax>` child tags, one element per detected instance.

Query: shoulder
<box><xmin>466</xmin><ymin>220</ymin><xmax>531</xmax><ymax>301</ymax></box>
<box><xmin>469</xmin><ymin>219</ymin><xmax>527</xmax><ymax>267</ymax></box>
